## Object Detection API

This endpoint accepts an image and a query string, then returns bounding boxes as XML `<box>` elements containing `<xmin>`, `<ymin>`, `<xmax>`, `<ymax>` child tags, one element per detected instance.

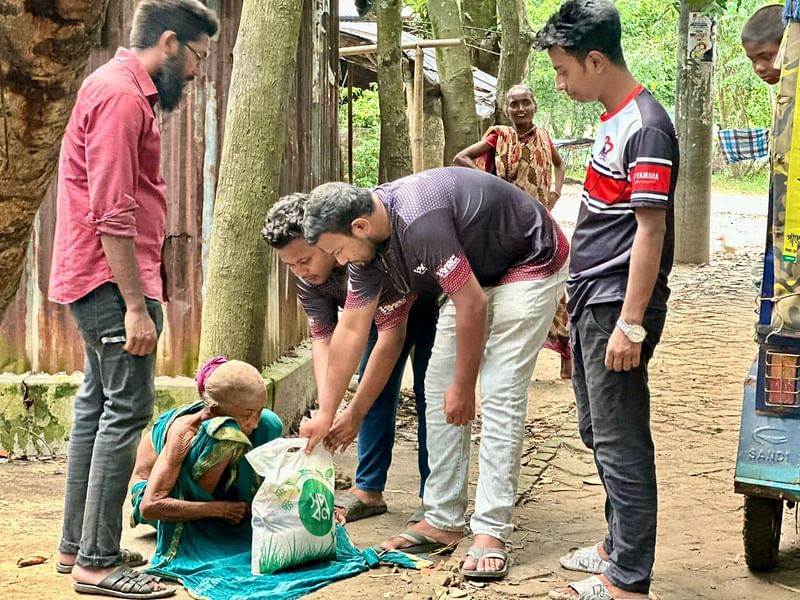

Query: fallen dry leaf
<box><xmin>16</xmin><ymin>555</ymin><xmax>48</xmax><ymax>568</ymax></box>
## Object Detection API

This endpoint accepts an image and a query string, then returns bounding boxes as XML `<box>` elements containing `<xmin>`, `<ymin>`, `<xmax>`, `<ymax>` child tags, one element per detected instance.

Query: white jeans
<box><xmin>422</xmin><ymin>267</ymin><xmax>567</xmax><ymax>541</ymax></box>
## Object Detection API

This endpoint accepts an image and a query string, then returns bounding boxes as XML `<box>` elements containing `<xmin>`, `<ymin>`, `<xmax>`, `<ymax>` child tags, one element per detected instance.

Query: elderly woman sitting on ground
<box><xmin>129</xmin><ymin>358</ymin><xmax>283</xmax><ymax>578</ymax></box>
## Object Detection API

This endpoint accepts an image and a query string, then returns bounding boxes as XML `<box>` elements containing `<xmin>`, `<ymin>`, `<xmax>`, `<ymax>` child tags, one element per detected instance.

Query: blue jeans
<box><xmin>59</xmin><ymin>283</ymin><xmax>163</xmax><ymax>568</ymax></box>
<box><xmin>571</xmin><ymin>302</ymin><xmax>666</xmax><ymax>595</ymax></box>
<box><xmin>355</xmin><ymin>296</ymin><xmax>439</xmax><ymax>498</ymax></box>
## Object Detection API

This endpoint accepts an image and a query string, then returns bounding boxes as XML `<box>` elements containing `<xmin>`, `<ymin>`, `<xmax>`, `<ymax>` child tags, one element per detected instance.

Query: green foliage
<box><xmin>402</xmin><ymin>0</ymin><xmax>431</xmax><ymax>38</ymax></box>
<box><xmin>344</xmin><ymin>1</ymin><xmax>771</xmax><ymax>187</ymax></box>
<box><xmin>528</xmin><ymin>0</ymin><xmax>678</xmax><ymax>137</ymax></box>
<box><xmin>714</xmin><ymin>0</ymin><xmax>773</xmax><ymax>128</ymax></box>
<box><xmin>712</xmin><ymin>163</ymin><xmax>769</xmax><ymax>194</ymax></box>
<box><xmin>682</xmin><ymin>0</ymin><xmax>743</xmax><ymax>16</ymax></box>
<box><xmin>403</xmin><ymin>0</ymin><xmax>428</xmax><ymax>22</ymax></box>
<box><xmin>339</xmin><ymin>84</ymin><xmax>381</xmax><ymax>188</ymax></box>
<box><xmin>527</xmin><ymin>0</ymin><xmax>772</xmax><ymax>138</ymax></box>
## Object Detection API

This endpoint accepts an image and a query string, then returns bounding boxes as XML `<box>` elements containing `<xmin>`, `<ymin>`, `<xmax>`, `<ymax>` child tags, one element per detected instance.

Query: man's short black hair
<box><xmin>304</xmin><ymin>182</ymin><xmax>374</xmax><ymax>245</ymax></box>
<box><xmin>742</xmin><ymin>4</ymin><xmax>784</xmax><ymax>46</ymax></box>
<box><xmin>534</xmin><ymin>0</ymin><xmax>626</xmax><ymax>67</ymax></box>
<box><xmin>130</xmin><ymin>0</ymin><xmax>219</xmax><ymax>49</ymax></box>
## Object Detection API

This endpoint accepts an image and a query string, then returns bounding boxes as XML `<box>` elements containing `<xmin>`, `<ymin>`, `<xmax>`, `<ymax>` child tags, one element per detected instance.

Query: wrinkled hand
<box><xmin>324</xmin><ymin>408</ymin><xmax>363</xmax><ymax>454</ymax></box>
<box><xmin>299</xmin><ymin>412</ymin><xmax>334</xmax><ymax>454</ymax></box>
<box><xmin>605</xmin><ymin>326</ymin><xmax>642</xmax><ymax>372</ymax></box>
<box><xmin>444</xmin><ymin>384</ymin><xmax>475</xmax><ymax>426</ymax></box>
<box><xmin>217</xmin><ymin>501</ymin><xmax>248</xmax><ymax>524</ymax></box>
<box><xmin>123</xmin><ymin>308</ymin><xmax>158</xmax><ymax>356</ymax></box>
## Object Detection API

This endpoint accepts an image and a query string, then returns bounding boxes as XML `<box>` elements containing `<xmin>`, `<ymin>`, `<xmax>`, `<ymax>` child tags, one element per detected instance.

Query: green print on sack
<box><xmin>298</xmin><ymin>478</ymin><xmax>334</xmax><ymax>536</ymax></box>
<box><xmin>247</xmin><ymin>438</ymin><xmax>338</xmax><ymax>574</ymax></box>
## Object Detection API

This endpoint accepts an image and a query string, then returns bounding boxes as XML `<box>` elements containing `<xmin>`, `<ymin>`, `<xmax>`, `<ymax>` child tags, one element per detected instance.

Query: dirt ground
<box><xmin>3</xmin><ymin>186</ymin><xmax>800</xmax><ymax>599</ymax></box>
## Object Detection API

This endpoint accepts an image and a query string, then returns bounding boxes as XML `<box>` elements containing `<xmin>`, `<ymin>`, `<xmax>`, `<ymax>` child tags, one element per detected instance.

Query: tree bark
<box><xmin>0</xmin><ymin>1</ymin><xmax>109</xmax><ymax>320</ymax></box>
<box><xmin>495</xmin><ymin>0</ymin><xmax>532</xmax><ymax>126</ymax></box>
<box><xmin>198</xmin><ymin>0</ymin><xmax>304</xmax><ymax>366</ymax></box>
<box><xmin>674</xmin><ymin>2</ymin><xmax>713</xmax><ymax>264</ymax></box>
<box><xmin>376</xmin><ymin>0</ymin><xmax>411</xmax><ymax>183</ymax></box>
<box><xmin>462</xmin><ymin>0</ymin><xmax>499</xmax><ymax>76</ymax></box>
<box><xmin>427</xmin><ymin>0</ymin><xmax>479</xmax><ymax>164</ymax></box>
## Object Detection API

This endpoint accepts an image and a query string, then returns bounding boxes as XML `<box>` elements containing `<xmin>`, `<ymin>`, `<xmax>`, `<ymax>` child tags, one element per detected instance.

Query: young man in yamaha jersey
<box><xmin>536</xmin><ymin>1</ymin><xmax>679</xmax><ymax>598</ymax></box>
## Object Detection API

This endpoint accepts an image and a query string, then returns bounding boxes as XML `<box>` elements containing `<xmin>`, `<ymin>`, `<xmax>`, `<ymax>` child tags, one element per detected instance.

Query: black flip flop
<box><xmin>334</xmin><ymin>493</ymin><xmax>387</xmax><ymax>522</ymax></box>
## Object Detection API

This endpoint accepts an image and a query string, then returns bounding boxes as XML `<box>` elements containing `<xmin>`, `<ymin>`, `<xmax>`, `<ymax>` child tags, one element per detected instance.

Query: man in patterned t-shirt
<box><xmin>536</xmin><ymin>2</ymin><xmax>679</xmax><ymax>599</ymax></box>
<box><xmin>262</xmin><ymin>193</ymin><xmax>438</xmax><ymax>524</ymax></box>
<box><xmin>301</xmin><ymin>167</ymin><xmax>568</xmax><ymax>580</ymax></box>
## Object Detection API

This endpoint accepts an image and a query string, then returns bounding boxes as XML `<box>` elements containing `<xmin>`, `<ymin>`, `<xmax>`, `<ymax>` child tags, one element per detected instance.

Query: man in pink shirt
<box><xmin>49</xmin><ymin>2</ymin><xmax>218</xmax><ymax>598</ymax></box>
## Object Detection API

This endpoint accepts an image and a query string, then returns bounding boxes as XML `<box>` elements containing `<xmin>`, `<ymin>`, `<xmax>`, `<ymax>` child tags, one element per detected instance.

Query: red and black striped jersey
<box><xmin>567</xmin><ymin>85</ymin><xmax>679</xmax><ymax>318</ymax></box>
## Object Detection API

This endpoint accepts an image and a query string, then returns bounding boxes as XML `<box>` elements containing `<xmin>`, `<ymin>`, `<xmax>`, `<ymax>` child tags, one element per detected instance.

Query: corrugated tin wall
<box><xmin>0</xmin><ymin>0</ymin><xmax>339</xmax><ymax>376</ymax></box>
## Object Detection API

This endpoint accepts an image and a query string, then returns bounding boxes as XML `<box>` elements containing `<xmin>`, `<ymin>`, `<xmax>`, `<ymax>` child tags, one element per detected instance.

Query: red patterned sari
<box><xmin>478</xmin><ymin>125</ymin><xmax>570</xmax><ymax>360</ymax></box>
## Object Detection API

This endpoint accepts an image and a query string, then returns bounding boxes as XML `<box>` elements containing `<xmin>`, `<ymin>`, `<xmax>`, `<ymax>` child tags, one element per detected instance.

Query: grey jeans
<box><xmin>571</xmin><ymin>302</ymin><xmax>666</xmax><ymax>595</ymax></box>
<box><xmin>59</xmin><ymin>282</ymin><xmax>163</xmax><ymax>568</ymax></box>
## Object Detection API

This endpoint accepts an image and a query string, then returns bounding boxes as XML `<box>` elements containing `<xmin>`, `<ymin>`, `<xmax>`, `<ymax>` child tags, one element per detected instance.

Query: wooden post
<box><xmin>347</xmin><ymin>64</ymin><xmax>354</xmax><ymax>184</ymax></box>
<box><xmin>412</xmin><ymin>46</ymin><xmax>424</xmax><ymax>173</ymax></box>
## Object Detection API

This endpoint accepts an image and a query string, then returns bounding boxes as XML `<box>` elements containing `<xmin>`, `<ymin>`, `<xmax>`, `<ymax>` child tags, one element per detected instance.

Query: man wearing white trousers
<box><xmin>300</xmin><ymin>166</ymin><xmax>569</xmax><ymax>581</ymax></box>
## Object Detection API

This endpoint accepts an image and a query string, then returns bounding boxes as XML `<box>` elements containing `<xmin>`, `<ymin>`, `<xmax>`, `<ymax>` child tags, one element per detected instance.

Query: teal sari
<box><xmin>130</xmin><ymin>402</ymin><xmax>427</xmax><ymax>600</ymax></box>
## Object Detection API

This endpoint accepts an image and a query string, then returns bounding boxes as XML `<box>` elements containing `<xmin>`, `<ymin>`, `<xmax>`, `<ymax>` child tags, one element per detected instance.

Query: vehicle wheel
<box><xmin>743</xmin><ymin>495</ymin><xmax>783</xmax><ymax>570</ymax></box>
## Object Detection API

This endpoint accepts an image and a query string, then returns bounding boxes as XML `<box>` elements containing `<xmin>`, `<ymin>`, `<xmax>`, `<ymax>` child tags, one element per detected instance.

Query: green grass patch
<box><xmin>712</xmin><ymin>167</ymin><xmax>769</xmax><ymax>195</ymax></box>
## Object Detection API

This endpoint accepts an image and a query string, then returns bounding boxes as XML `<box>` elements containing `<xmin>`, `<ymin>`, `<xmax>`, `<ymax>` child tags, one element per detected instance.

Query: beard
<box><xmin>153</xmin><ymin>52</ymin><xmax>190</xmax><ymax>112</ymax></box>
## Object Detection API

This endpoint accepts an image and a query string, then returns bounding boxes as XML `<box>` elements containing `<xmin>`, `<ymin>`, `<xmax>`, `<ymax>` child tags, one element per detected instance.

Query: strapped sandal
<box><xmin>460</xmin><ymin>546</ymin><xmax>509</xmax><ymax>581</ymax></box>
<box><xmin>57</xmin><ymin>549</ymin><xmax>148</xmax><ymax>574</ymax></box>
<box><xmin>559</xmin><ymin>544</ymin><xmax>610</xmax><ymax>575</ymax></box>
<box><xmin>74</xmin><ymin>565</ymin><xmax>175</xmax><ymax>599</ymax></box>
<box><xmin>548</xmin><ymin>575</ymin><xmax>614</xmax><ymax>600</ymax></box>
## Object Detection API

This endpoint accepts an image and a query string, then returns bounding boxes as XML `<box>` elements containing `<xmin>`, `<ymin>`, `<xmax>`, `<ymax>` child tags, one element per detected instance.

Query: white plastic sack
<box><xmin>246</xmin><ymin>437</ymin><xmax>336</xmax><ymax>574</ymax></box>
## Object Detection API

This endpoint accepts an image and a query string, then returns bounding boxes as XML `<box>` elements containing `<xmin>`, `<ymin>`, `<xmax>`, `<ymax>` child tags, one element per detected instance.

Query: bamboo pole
<box><xmin>347</xmin><ymin>64</ymin><xmax>354</xmax><ymax>184</ymax></box>
<box><xmin>339</xmin><ymin>38</ymin><xmax>461</xmax><ymax>57</ymax></box>
<box><xmin>412</xmin><ymin>45</ymin><xmax>424</xmax><ymax>173</ymax></box>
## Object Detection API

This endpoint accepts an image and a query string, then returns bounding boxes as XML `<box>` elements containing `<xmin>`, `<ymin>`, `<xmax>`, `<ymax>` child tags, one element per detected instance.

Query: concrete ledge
<box><xmin>263</xmin><ymin>340</ymin><xmax>316</xmax><ymax>433</ymax></box>
<box><xmin>0</xmin><ymin>342</ymin><xmax>317</xmax><ymax>458</ymax></box>
<box><xmin>0</xmin><ymin>372</ymin><xmax>77</xmax><ymax>458</ymax></box>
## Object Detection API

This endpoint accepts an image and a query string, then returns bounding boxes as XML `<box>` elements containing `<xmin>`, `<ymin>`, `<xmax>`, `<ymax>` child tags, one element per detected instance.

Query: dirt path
<box><xmin>3</xmin><ymin>187</ymin><xmax>799</xmax><ymax>599</ymax></box>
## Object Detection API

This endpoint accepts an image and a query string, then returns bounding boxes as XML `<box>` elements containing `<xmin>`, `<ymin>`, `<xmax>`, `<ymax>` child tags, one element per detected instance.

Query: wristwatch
<box><xmin>616</xmin><ymin>317</ymin><xmax>647</xmax><ymax>343</ymax></box>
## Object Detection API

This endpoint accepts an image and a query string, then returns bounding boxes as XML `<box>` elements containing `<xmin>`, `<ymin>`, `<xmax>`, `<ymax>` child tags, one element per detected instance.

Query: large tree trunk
<box><xmin>198</xmin><ymin>0</ymin><xmax>303</xmax><ymax>366</ymax></box>
<box><xmin>494</xmin><ymin>0</ymin><xmax>532</xmax><ymax>126</ymax></box>
<box><xmin>376</xmin><ymin>0</ymin><xmax>411</xmax><ymax>183</ymax></box>
<box><xmin>462</xmin><ymin>0</ymin><xmax>499</xmax><ymax>76</ymax></box>
<box><xmin>428</xmin><ymin>0</ymin><xmax>479</xmax><ymax>164</ymax></box>
<box><xmin>0</xmin><ymin>1</ymin><xmax>110</xmax><ymax>320</ymax></box>
<box><xmin>674</xmin><ymin>3</ymin><xmax>713</xmax><ymax>264</ymax></box>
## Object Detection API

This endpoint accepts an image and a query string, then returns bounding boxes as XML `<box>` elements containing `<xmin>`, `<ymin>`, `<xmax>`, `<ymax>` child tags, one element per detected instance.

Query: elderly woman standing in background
<box><xmin>454</xmin><ymin>84</ymin><xmax>571</xmax><ymax>378</ymax></box>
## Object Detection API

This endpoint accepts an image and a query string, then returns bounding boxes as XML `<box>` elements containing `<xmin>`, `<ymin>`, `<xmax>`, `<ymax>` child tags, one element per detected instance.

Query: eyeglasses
<box><xmin>183</xmin><ymin>42</ymin><xmax>206</xmax><ymax>64</ymax></box>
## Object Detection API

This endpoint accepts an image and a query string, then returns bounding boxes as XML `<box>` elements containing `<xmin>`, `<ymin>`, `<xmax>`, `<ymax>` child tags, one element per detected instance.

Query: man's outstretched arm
<box><xmin>325</xmin><ymin>320</ymin><xmax>408</xmax><ymax>452</ymax></box>
<box><xmin>300</xmin><ymin>296</ymin><xmax>378</xmax><ymax>453</ymax></box>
